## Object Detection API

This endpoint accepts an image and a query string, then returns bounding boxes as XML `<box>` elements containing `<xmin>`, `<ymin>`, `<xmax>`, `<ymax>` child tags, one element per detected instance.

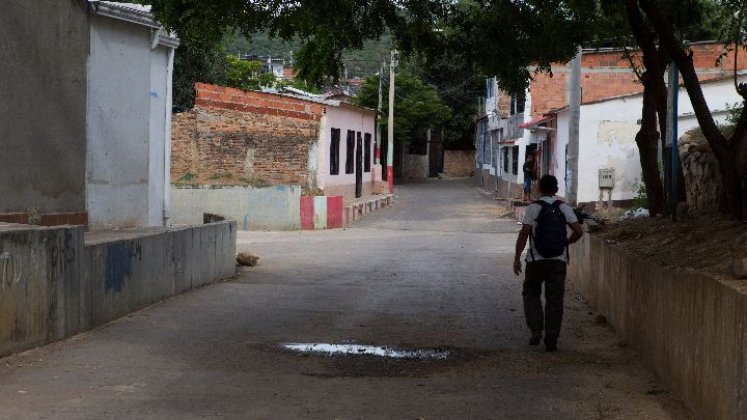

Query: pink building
<box><xmin>317</xmin><ymin>102</ymin><xmax>378</xmax><ymax>198</ymax></box>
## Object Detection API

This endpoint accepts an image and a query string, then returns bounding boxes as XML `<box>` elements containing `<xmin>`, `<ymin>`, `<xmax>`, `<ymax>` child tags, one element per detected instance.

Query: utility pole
<box><xmin>387</xmin><ymin>49</ymin><xmax>397</xmax><ymax>193</ymax></box>
<box><xmin>566</xmin><ymin>47</ymin><xmax>582</xmax><ymax>205</ymax></box>
<box><xmin>666</xmin><ymin>63</ymin><xmax>680</xmax><ymax>221</ymax></box>
<box><xmin>375</xmin><ymin>58</ymin><xmax>384</xmax><ymax>166</ymax></box>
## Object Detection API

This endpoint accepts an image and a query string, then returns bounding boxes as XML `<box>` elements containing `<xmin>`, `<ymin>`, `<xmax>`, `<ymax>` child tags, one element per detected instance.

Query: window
<box><xmin>512</xmin><ymin>146</ymin><xmax>519</xmax><ymax>175</ymax></box>
<box><xmin>345</xmin><ymin>130</ymin><xmax>355</xmax><ymax>174</ymax></box>
<box><xmin>502</xmin><ymin>147</ymin><xmax>509</xmax><ymax>174</ymax></box>
<box><xmin>510</xmin><ymin>91</ymin><xmax>526</xmax><ymax>115</ymax></box>
<box><xmin>364</xmin><ymin>133</ymin><xmax>372</xmax><ymax>172</ymax></box>
<box><xmin>330</xmin><ymin>128</ymin><xmax>340</xmax><ymax>175</ymax></box>
<box><xmin>486</xmin><ymin>77</ymin><xmax>495</xmax><ymax>98</ymax></box>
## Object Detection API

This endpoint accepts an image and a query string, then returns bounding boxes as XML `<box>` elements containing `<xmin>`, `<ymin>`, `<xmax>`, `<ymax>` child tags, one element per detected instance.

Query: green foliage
<box><xmin>225</xmin><ymin>55</ymin><xmax>276</xmax><ymax>90</ymax></box>
<box><xmin>355</xmin><ymin>72</ymin><xmax>451</xmax><ymax>144</ymax></box>
<box><xmin>634</xmin><ymin>183</ymin><xmax>649</xmax><ymax>209</ymax></box>
<box><xmin>400</xmin><ymin>53</ymin><xmax>484</xmax><ymax>148</ymax></box>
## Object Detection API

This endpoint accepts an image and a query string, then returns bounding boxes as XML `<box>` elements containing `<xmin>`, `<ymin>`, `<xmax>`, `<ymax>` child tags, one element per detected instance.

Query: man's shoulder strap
<box><xmin>534</xmin><ymin>199</ymin><xmax>563</xmax><ymax>208</ymax></box>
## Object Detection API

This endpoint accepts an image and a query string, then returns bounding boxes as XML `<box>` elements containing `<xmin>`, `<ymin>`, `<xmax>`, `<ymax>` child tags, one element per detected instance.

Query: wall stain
<box><xmin>106</xmin><ymin>242</ymin><xmax>132</xmax><ymax>293</ymax></box>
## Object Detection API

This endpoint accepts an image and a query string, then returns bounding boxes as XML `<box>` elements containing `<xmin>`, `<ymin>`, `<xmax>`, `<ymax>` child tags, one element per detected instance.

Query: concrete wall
<box><xmin>84</xmin><ymin>222</ymin><xmax>236</xmax><ymax>326</ymax></box>
<box><xmin>0</xmin><ymin>221</ymin><xmax>236</xmax><ymax>358</ymax></box>
<box><xmin>86</xmin><ymin>14</ymin><xmax>174</xmax><ymax>230</ymax></box>
<box><xmin>0</xmin><ymin>1</ymin><xmax>88</xmax><ymax>214</ymax></box>
<box><xmin>171</xmin><ymin>185</ymin><xmax>302</xmax><ymax>230</ymax></box>
<box><xmin>569</xmin><ymin>235</ymin><xmax>747</xmax><ymax>419</ymax></box>
<box><xmin>317</xmin><ymin>104</ymin><xmax>376</xmax><ymax>198</ymax></box>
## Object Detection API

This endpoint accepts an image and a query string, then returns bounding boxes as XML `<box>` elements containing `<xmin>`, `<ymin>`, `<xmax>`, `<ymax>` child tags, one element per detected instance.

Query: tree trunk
<box><xmin>638</xmin><ymin>78</ymin><xmax>665</xmax><ymax>215</ymax></box>
<box><xmin>624</xmin><ymin>0</ymin><xmax>665</xmax><ymax>215</ymax></box>
<box><xmin>638</xmin><ymin>0</ymin><xmax>743</xmax><ymax>219</ymax></box>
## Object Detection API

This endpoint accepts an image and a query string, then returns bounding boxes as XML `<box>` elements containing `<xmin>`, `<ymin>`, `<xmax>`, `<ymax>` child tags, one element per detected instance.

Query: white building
<box><xmin>86</xmin><ymin>2</ymin><xmax>179</xmax><ymax>229</ymax></box>
<box><xmin>552</xmin><ymin>74</ymin><xmax>745</xmax><ymax>206</ymax></box>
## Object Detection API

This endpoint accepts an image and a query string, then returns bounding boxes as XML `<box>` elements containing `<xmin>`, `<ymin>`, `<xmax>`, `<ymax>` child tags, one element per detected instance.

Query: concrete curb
<box><xmin>342</xmin><ymin>195</ymin><xmax>393</xmax><ymax>227</ymax></box>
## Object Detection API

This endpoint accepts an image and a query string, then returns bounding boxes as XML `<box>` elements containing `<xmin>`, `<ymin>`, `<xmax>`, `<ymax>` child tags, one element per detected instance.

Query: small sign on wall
<box><xmin>599</xmin><ymin>168</ymin><xmax>615</xmax><ymax>189</ymax></box>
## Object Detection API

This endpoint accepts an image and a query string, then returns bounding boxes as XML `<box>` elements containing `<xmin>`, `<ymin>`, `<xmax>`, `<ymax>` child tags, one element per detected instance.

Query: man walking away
<box><xmin>513</xmin><ymin>175</ymin><xmax>583</xmax><ymax>352</ymax></box>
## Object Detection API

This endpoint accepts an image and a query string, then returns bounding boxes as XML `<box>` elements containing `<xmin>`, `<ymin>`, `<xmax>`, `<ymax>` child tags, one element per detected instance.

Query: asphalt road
<box><xmin>0</xmin><ymin>180</ymin><xmax>691</xmax><ymax>419</ymax></box>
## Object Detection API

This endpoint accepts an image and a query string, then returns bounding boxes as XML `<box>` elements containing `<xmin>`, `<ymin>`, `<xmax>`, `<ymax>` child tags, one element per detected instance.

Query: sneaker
<box><xmin>529</xmin><ymin>331</ymin><xmax>542</xmax><ymax>346</ymax></box>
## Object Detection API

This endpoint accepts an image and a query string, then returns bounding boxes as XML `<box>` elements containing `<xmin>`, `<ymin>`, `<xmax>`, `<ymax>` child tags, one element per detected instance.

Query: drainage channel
<box><xmin>281</xmin><ymin>343</ymin><xmax>451</xmax><ymax>360</ymax></box>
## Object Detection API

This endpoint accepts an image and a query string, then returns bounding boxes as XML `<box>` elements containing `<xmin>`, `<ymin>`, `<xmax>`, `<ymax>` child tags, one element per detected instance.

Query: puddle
<box><xmin>281</xmin><ymin>343</ymin><xmax>451</xmax><ymax>360</ymax></box>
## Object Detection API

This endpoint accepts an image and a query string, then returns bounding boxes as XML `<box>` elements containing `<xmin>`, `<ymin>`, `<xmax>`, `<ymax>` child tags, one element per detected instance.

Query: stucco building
<box><xmin>0</xmin><ymin>0</ymin><xmax>178</xmax><ymax>229</ymax></box>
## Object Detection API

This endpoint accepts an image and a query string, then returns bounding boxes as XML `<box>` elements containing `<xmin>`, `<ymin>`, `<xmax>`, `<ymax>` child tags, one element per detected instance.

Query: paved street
<box><xmin>0</xmin><ymin>180</ymin><xmax>689</xmax><ymax>419</ymax></box>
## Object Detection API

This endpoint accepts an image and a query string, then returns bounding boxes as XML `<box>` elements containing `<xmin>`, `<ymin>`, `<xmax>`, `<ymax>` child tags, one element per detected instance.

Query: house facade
<box><xmin>170</xmin><ymin>83</ymin><xmax>382</xmax><ymax>230</ymax></box>
<box><xmin>86</xmin><ymin>2</ymin><xmax>179</xmax><ymax>229</ymax></box>
<box><xmin>551</xmin><ymin>75</ymin><xmax>746</xmax><ymax>206</ymax></box>
<box><xmin>477</xmin><ymin>42</ymin><xmax>747</xmax><ymax>206</ymax></box>
<box><xmin>0</xmin><ymin>0</ymin><xmax>177</xmax><ymax>229</ymax></box>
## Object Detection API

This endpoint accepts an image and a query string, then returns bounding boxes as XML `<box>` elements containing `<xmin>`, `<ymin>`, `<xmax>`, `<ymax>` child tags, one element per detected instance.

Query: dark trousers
<box><xmin>523</xmin><ymin>259</ymin><xmax>567</xmax><ymax>343</ymax></box>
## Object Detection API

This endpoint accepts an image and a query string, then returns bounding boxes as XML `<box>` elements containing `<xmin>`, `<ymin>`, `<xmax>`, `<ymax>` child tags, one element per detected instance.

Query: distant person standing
<box><xmin>522</xmin><ymin>154</ymin><xmax>535</xmax><ymax>202</ymax></box>
<box><xmin>513</xmin><ymin>175</ymin><xmax>583</xmax><ymax>352</ymax></box>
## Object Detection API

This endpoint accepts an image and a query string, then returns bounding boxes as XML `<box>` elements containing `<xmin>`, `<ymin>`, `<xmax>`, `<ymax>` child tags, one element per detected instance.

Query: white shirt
<box><xmin>522</xmin><ymin>196</ymin><xmax>578</xmax><ymax>263</ymax></box>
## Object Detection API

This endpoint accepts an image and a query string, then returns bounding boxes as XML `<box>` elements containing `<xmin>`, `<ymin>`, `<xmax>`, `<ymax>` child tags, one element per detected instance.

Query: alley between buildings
<box><xmin>0</xmin><ymin>180</ymin><xmax>690</xmax><ymax>419</ymax></box>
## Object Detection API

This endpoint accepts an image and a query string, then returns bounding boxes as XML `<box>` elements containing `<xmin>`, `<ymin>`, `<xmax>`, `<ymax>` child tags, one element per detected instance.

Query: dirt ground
<box><xmin>592</xmin><ymin>214</ymin><xmax>747</xmax><ymax>280</ymax></box>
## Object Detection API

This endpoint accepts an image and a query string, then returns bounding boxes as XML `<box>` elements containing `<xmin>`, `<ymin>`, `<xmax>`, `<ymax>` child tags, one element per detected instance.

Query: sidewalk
<box><xmin>342</xmin><ymin>193</ymin><xmax>394</xmax><ymax>226</ymax></box>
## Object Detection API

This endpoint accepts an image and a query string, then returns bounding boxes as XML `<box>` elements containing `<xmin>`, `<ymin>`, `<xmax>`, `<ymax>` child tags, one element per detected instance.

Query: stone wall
<box><xmin>679</xmin><ymin>129</ymin><xmax>722</xmax><ymax>214</ymax></box>
<box><xmin>171</xmin><ymin>83</ymin><xmax>322</xmax><ymax>190</ymax></box>
<box><xmin>568</xmin><ymin>234</ymin><xmax>747</xmax><ymax>419</ymax></box>
<box><xmin>443</xmin><ymin>150</ymin><xmax>475</xmax><ymax>177</ymax></box>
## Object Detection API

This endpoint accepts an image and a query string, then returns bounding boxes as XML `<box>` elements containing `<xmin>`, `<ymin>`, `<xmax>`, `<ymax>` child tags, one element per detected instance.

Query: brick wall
<box><xmin>530</xmin><ymin>43</ymin><xmax>746</xmax><ymax>117</ymax></box>
<box><xmin>171</xmin><ymin>83</ymin><xmax>322</xmax><ymax>189</ymax></box>
<box><xmin>443</xmin><ymin>150</ymin><xmax>476</xmax><ymax>177</ymax></box>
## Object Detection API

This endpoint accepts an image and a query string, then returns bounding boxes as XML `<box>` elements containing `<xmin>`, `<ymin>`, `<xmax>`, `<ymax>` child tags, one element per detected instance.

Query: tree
<box><xmin>355</xmin><ymin>72</ymin><xmax>451</xmax><ymax>144</ymax></box>
<box><xmin>635</xmin><ymin>0</ymin><xmax>747</xmax><ymax>218</ymax></box>
<box><xmin>400</xmin><ymin>53</ymin><xmax>485</xmax><ymax>148</ymax></box>
<box><xmin>225</xmin><ymin>55</ymin><xmax>277</xmax><ymax>91</ymax></box>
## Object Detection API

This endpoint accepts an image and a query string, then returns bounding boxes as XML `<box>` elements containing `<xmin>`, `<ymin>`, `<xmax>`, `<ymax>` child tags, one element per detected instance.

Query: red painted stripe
<box><xmin>387</xmin><ymin>166</ymin><xmax>394</xmax><ymax>193</ymax></box>
<box><xmin>300</xmin><ymin>197</ymin><xmax>315</xmax><ymax>230</ymax></box>
<box><xmin>327</xmin><ymin>196</ymin><xmax>343</xmax><ymax>229</ymax></box>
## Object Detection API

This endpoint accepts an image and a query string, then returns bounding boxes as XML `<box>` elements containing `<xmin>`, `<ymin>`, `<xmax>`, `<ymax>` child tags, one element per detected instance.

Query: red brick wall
<box><xmin>443</xmin><ymin>150</ymin><xmax>476</xmax><ymax>177</ymax></box>
<box><xmin>530</xmin><ymin>43</ymin><xmax>745</xmax><ymax>117</ymax></box>
<box><xmin>171</xmin><ymin>83</ymin><xmax>322</xmax><ymax>189</ymax></box>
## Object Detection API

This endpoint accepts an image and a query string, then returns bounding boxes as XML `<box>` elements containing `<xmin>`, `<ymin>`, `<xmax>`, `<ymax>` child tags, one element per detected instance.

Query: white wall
<box><xmin>571</xmin><ymin>76</ymin><xmax>744</xmax><ymax>204</ymax></box>
<box><xmin>317</xmin><ymin>105</ymin><xmax>376</xmax><ymax>197</ymax></box>
<box><xmin>555</xmin><ymin>112</ymin><xmax>570</xmax><ymax>199</ymax></box>
<box><xmin>86</xmin><ymin>15</ymin><xmax>175</xmax><ymax>229</ymax></box>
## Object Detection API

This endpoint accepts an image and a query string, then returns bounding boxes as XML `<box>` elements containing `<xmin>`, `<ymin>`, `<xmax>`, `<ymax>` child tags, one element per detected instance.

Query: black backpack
<box><xmin>530</xmin><ymin>200</ymin><xmax>568</xmax><ymax>259</ymax></box>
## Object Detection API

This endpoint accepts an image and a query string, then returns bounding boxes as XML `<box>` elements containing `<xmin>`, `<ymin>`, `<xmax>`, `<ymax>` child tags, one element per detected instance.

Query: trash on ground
<box><xmin>236</xmin><ymin>252</ymin><xmax>259</xmax><ymax>266</ymax></box>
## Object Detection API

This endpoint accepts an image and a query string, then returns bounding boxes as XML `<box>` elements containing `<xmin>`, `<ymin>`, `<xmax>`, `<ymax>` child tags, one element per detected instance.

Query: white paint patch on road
<box><xmin>281</xmin><ymin>343</ymin><xmax>450</xmax><ymax>360</ymax></box>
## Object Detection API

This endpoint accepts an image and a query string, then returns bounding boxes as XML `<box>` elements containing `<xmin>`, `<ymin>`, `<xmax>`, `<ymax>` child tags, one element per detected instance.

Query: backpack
<box><xmin>530</xmin><ymin>200</ymin><xmax>568</xmax><ymax>259</ymax></box>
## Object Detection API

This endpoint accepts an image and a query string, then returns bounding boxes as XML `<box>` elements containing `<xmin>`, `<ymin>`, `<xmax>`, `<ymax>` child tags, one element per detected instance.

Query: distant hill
<box><xmin>222</xmin><ymin>30</ymin><xmax>391</xmax><ymax>79</ymax></box>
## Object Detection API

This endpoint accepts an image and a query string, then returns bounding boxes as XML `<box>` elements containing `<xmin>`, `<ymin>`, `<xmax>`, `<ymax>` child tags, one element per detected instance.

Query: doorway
<box><xmin>356</xmin><ymin>132</ymin><xmax>363</xmax><ymax>198</ymax></box>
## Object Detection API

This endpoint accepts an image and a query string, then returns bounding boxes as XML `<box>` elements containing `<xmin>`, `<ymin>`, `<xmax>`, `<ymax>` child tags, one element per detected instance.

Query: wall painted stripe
<box><xmin>313</xmin><ymin>196</ymin><xmax>328</xmax><ymax>230</ymax></box>
<box><xmin>327</xmin><ymin>196</ymin><xmax>343</xmax><ymax>229</ymax></box>
<box><xmin>300</xmin><ymin>196</ymin><xmax>315</xmax><ymax>230</ymax></box>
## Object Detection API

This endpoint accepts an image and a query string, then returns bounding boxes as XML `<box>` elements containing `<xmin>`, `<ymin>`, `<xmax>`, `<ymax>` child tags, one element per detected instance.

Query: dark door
<box><xmin>355</xmin><ymin>133</ymin><xmax>363</xmax><ymax>198</ymax></box>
